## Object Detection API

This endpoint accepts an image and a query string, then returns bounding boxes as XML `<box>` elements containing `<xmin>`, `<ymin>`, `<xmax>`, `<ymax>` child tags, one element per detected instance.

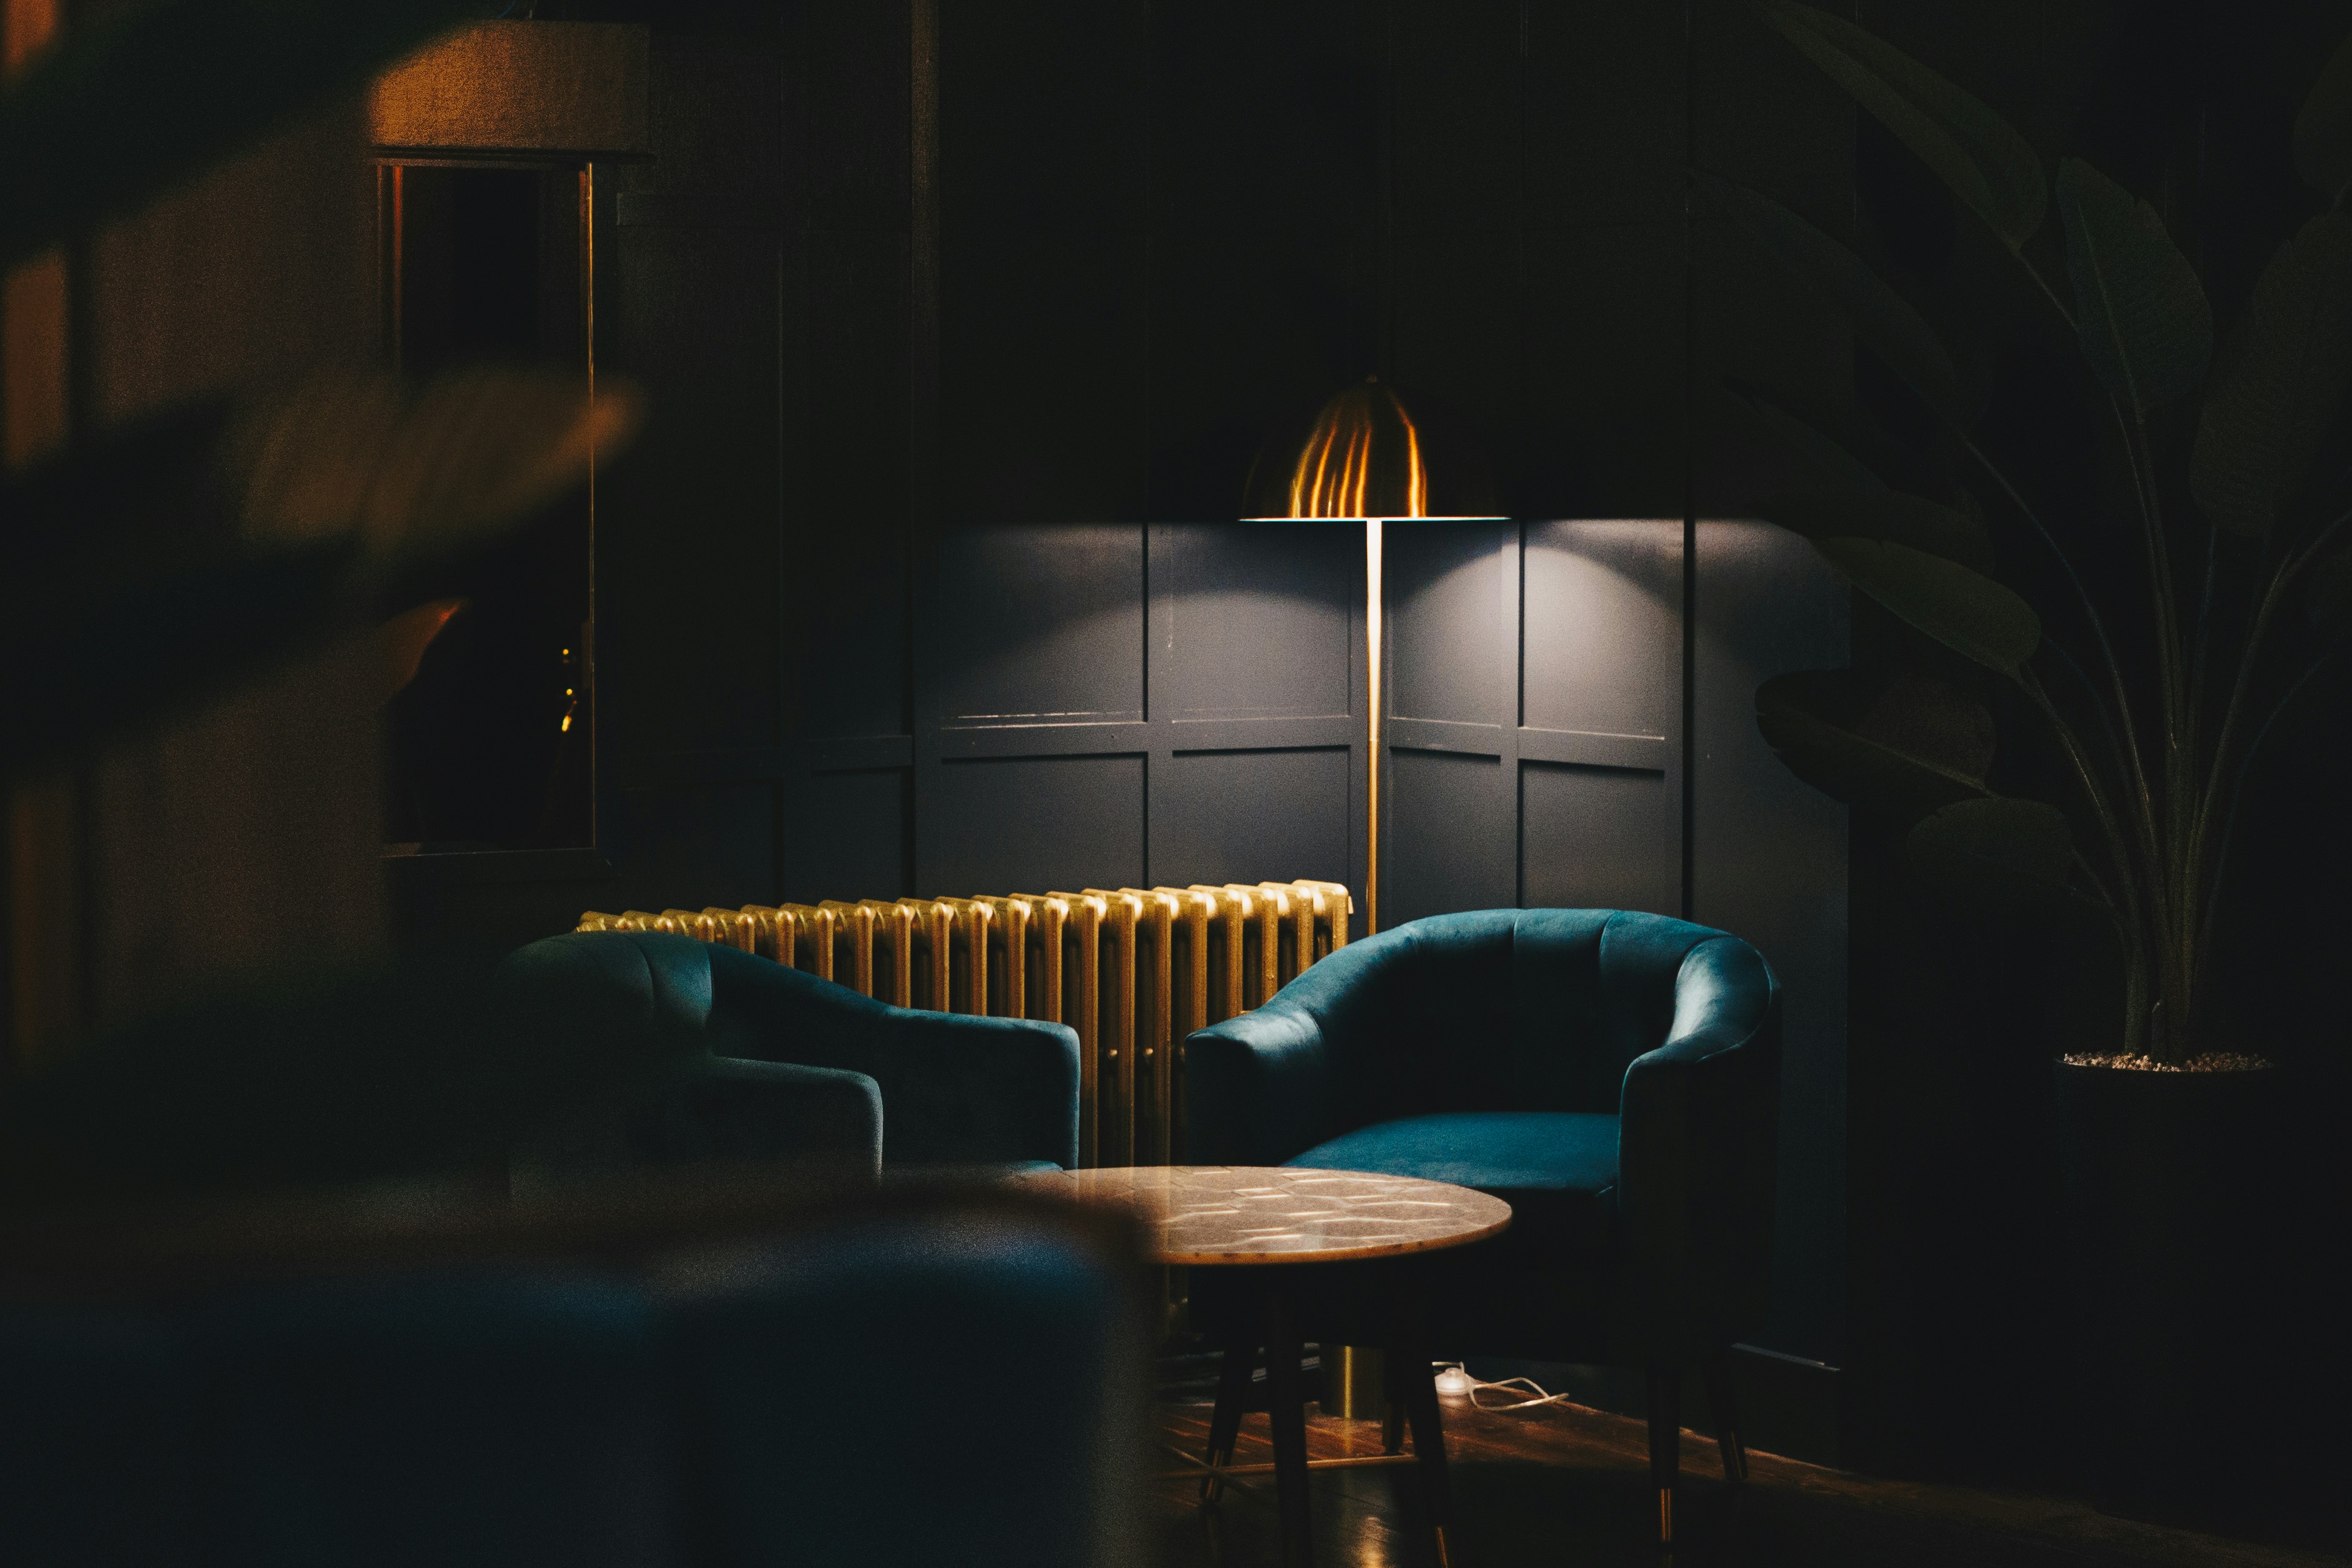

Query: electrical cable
<box><xmin>1432</xmin><ymin>1360</ymin><xmax>1580</xmax><ymax>1413</ymax></box>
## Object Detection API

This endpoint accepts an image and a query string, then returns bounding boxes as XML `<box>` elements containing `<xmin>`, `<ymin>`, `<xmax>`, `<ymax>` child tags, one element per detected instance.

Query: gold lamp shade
<box><xmin>1241</xmin><ymin>376</ymin><xmax>1494</xmax><ymax>521</ymax></box>
<box><xmin>1252</xmin><ymin>377</ymin><xmax>1425</xmax><ymax>518</ymax></box>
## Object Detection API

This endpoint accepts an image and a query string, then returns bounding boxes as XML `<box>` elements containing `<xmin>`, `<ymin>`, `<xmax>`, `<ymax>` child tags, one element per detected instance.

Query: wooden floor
<box><xmin>1148</xmin><ymin>1390</ymin><xmax>2352</xmax><ymax>1568</ymax></box>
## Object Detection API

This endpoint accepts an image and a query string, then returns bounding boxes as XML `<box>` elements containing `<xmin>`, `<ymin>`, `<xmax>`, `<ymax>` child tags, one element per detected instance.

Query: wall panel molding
<box><xmin>900</xmin><ymin>523</ymin><xmax>1367</xmax><ymax>925</ymax></box>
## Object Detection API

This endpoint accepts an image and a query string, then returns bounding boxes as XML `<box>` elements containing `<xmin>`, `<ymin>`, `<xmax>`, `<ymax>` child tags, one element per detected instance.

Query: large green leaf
<box><xmin>2191</xmin><ymin>212</ymin><xmax>2352</xmax><ymax>538</ymax></box>
<box><xmin>1812</xmin><ymin>537</ymin><xmax>2042</xmax><ymax>676</ymax></box>
<box><xmin>2303</xmin><ymin>538</ymin><xmax>2352</xmax><ymax>630</ymax></box>
<box><xmin>0</xmin><ymin>0</ymin><xmax>483</xmax><ymax>272</ymax></box>
<box><xmin>1702</xmin><ymin>175</ymin><xmax>1973</xmax><ymax>426</ymax></box>
<box><xmin>1757</xmin><ymin>487</ymin><xmax>1993</xmax><ymax>571</ymax></box>
<box><xmin>2056</xmin><ymin>159</ymin><xmax>2214</xmax><ymax>419</ymax></box>
<box><xmin>1724</xmin><ymin>380</ymin><xmax>1891</xmax><ymax>491</ymax></box>
<box><xmin>2294</xmin><ymin>26</ymin><xmax>2352</xmax><ymax>197</ymax></box>
<box><xmin>1907</xmin><ymin>797</ymin><xmax>2113</xmax><ymax>925</ymax></box>
<box><xmin>1753</xmin><ymin>0</ymin><xmax>2046</xmax><ymax>249</ymax></box>
<box><xmin>1757</xmin><ymin>668</ymin><xmax>1994</xmax><ymax>820</ymax></box>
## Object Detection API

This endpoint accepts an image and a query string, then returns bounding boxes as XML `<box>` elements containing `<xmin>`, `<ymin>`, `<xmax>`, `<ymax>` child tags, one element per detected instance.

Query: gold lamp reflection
<box><xmin>1244</xmin><ymin>377</ymin><xmax>1494</xmax><ymax>938</ymax></box>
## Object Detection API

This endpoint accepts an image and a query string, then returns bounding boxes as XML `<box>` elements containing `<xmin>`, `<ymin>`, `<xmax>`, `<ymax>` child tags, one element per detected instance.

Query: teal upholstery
<box><xmin>502</xmin><ymin>930</ymin><xmax>1082</xmax><ymax>1172</ymax></box>
<box><xmin>193</xmin><ymin>1271</ymin><xmax>671</xmax><ymax>1567</ymax></box>
<box><xmin>1290</xmin><ymin>1110</ymin><xmax>1622</xmax><ymax>1257</ymax></box>
<box><xmin>668</xmin><ymin>1204</ymin><xmax>1148</xmax><ymax>1566</ymax></box>
<box><xmin>1184</xmin><ymin>908</ymin><xmax>1780</xmax><ymax>1365</ymax></box>
<box><xmin>0</xmin><ymin>1195</ymin><xmax>1146</xmax><ymax>1568</ymax></box>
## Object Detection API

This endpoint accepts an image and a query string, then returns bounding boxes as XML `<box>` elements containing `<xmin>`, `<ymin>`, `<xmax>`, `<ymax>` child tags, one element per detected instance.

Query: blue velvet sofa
<box><xmin>1183</xmin><ymin>907</ymin><xmax>1780</xmax><ymax>1537</ymax></box>
<box><xmin>500</xmin><ymin>930</ymin><xmax>1082</xmax><ymax>1175</ymax></box>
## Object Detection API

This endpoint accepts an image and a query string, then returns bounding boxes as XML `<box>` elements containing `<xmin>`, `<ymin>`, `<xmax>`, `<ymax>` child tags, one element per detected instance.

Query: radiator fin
<box><xmin>580</xmin><ymin>878</ymin><xmax>1352</xmax><ymax>1168</ymax></box>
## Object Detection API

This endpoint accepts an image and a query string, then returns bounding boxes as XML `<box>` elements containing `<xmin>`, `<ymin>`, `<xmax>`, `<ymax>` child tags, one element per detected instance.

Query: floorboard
<box><xmin>1147</xmin><ymin>1389</ymin><xmax>2352</xmax><ymax>1568</ymax></box>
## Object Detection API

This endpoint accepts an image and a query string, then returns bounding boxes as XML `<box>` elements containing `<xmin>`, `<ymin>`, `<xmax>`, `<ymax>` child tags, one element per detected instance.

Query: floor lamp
<box><xmin>1243</xmin><ymin>376</ymin><xmax>1492</xmax><ymax>940</ymax></box>
<box><xmin>1240</xmin><ymin>375</ymin><xmax>1495</xmax><ymax>1431</ymax></box>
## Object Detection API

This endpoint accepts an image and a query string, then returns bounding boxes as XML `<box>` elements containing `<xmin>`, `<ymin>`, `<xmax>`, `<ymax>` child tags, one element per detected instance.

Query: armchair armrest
<box><xmin>841</xmin><ymin>1008</ymin><xmax>1080</xmax><ymax>1170</ymax></box>
<box><xmin>1616</xmin><ymin>936</ymin><xmax>1781</xmax><ymax>1349</ymax></box>
<box><xmin>706</xmin><ymin>950</ymin><xmax>1080</xmax><ymax>1169</ymax></box>
<box><xmin>637</xmin><ymin>1058</ymin><xmax>883</xmax><ymax>1178</ymax></box>
<box><xmin>1182</xmin><ymin>1002</ymin><xmax>1333</xmax><ymax>1166</ymax></box>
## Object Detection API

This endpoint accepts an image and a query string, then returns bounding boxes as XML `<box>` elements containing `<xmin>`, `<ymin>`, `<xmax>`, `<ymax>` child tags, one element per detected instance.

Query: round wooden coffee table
<box><xmin>1028</xmin><ymin>1165</ymin><xmax>1511</xmax><ymax>1567</ymax></box>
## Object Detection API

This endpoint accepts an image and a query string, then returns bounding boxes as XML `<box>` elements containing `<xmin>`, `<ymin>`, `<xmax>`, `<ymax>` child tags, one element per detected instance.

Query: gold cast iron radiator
<box><xmin>577</xmin><ymin>880</ymin><xmax>1351</xmax><ymax>1168</ymax></box>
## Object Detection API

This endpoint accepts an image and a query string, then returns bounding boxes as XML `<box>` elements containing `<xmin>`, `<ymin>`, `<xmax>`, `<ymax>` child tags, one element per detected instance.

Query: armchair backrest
<box><xmin>504</xmin><ymin>931</ymin><xmax>1083</xmax><ymax>1170</ymax></box>
<box><xmin>501</xmin><ymin>930</ymin><xmax>720</xmax><ymax>1052</ymax></box>
<box><xmin>500</xmin><ymin>928</ymin><xmax>994</xmax><ymax>1067</ymax></box>
<box><xmin>1259</xmin><ymin>908</ymin><xmax>1772</xmax><ymax>1127</ymax></box>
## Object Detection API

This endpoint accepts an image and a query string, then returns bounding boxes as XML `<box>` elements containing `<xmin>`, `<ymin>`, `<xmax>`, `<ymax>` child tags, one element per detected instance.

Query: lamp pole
<box><xmin>1365</xmin><ymin>517</ymin><xmax>1382</xmax><ymax>937</ymax></box>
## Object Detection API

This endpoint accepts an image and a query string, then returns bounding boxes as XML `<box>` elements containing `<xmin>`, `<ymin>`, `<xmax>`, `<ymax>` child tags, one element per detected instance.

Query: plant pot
<box><xmin>2053</xmin><ymin>1059</ymin><xmax>2289</xmax><ymax>1517</ymax></box>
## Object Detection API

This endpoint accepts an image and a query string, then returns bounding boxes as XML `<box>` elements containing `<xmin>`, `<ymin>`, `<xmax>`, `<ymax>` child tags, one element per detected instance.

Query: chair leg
<box><xmin>1200</xmin><ymin>1334</ymin><xmax>1256</xmax><ymax>1504</ymax></box>
<box><xmin>1380</xmin><ymin>1352</ymin><xmax>1407</xmax><ymax>1454</ymax></box>
<box><xmin>1700</xmin><ymin>1348</ymin><xmax>1749</xmax><ymax>1484</ymax></box>
<box><xmin>1646</xmin><ymin>1362</ymin><xmax>1681</xmax><ymax>1549</ymax></box>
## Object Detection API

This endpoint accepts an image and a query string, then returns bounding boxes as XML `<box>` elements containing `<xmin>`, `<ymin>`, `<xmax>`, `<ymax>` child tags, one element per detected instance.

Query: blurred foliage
<box><xmin>1731</xmin><ymin>2</ymin><xmax>2352</xmax><ymax>1062</ymax></box>
<box><xmin>0</xmin><ymin>7</ymin><xmax>647</xmax><ymax>1197</ymax></box>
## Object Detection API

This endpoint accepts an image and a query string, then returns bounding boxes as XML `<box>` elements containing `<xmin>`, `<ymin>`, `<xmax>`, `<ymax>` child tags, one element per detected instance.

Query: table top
<box><xmin>1025</xmin><ymin>1165</ymin><xmax>1512</xmax><ymax>1266</ymax></box>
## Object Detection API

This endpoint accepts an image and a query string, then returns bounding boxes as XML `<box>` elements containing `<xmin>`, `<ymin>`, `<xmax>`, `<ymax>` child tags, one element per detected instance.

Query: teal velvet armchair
<box><xmin>1183</xmin><ymin>908</ymin><xmax>1780</xmax><ymax>1540</ymax></box>
<box><xmin>501</xmin><ymin>930</ymin><xmax>1082</xmax><ymax>1173</ymax></box>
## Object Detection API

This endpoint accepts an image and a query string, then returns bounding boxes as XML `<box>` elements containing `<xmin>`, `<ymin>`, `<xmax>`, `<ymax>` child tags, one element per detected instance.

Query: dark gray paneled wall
<box><xmin>590</xmin><ymin>1</ymin><xmax>1857</xmax><ymax>1364</ymax></box>
<box><xmin>1385</xmin><ymin>520</ymin><xmax>1686</xmax><ymax>928</ymax></box>
<box><xmin>916</xmin><ymin>524</ymin><xmax>1368</xmax><ymax>905</ymax></box>
<box><xmin>1693</xmin><ymin>522</ymin><xmax>1849</xmax><ymax>1365</ymax></box>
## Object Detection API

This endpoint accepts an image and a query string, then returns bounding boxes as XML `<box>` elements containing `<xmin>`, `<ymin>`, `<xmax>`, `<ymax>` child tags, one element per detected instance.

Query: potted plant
<box><xmin>1721</xmin><ymin>1</ymin><xmax>2351</xmax><ymax>1507</ymax></box>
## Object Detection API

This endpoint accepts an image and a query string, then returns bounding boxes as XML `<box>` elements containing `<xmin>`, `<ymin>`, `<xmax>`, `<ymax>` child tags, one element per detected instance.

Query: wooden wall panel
<box><xmin>1145</xmin><ymin>526</ymin><xmax>1369</xmax><ymax>920</ymax></box>
<box><xmin>1155</xmin><ymin>748</ymin><xmax>1352</xmax><ymax>892</ymax></box>
<box><xmin>796</xmin><ymin>230</ymin><xmax>910</xmax><ymax>740</ymax></box>
<box><xmin>926</xmin><ymin>755</ymin><xmax>1144</xmax><ymax>895</ymax></box>
<box><xmin>603</xmin><ymin>782</ymin><xmax>775</xmax><ymax>913</ymax></box>
<box><xmin>775</xmin><ymin>0</ymin><xmax>915</xmax><ymax>903</ymax></box>
<box><xmin>1389</xmin><ymin>0</ymin><xmax>1522</xmax><ymax>461</ymax></box>
<box><xmin>930</xmin><ymin>526</ymin><xmax>1143</xmax><ymax>724</ymax></box>
<box><xmin>1522</xmin><ymin>520</ymin><xmax>1683</xmax><ymax>740</ymax></box>
<box><xmin>599</xmin><ymin>228</ymin><xmax>783</xmax><ymax>754</ymax></box>
<box><xmin>915</xmin><ymin>525</ymin><xmax>1367</xmax><ymax>920</ymax></box>
<box><xmin>939</xmin><ymin>0</ymin><xmax>1148</xmax><ymax>527</ymax></box>
<box><xmin>1521</xmin><ymin>763</ymin><xmax>1679</xmax><ymax>916</ymax></box>
<box><xmin>1155</xmin><ymin>525</ymin><xmax>1355</xmax><ymax>723</ymax></box>
<box><xmin>1387</xmin><ymin>523</ymin><xmax>1512</xmax><ymax>728</ymax></box>
<box><xmin>1694</xmin><ymin>519</ymin><xmax>1849</xmax><ymax>1364</ymax></box>
<box><xmin>783</xmin><ymin>769</ymin><xmax>908</xmax><ymax>905</ymax></box>
<box><xmin>1386</xmin><ymin>750</ymin><xmax>1513</xmax><ymax>923</ymax></box>
<box><xmin>1382</xmin><ymin>519</ymin><xmax>1684</xmax><ymax>928</ymax></box>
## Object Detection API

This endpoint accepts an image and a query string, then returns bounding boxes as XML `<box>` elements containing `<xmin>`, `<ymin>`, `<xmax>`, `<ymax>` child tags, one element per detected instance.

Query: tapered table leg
<box><xmin>1394</xmin><ymin>1335</ymin><xmax>1454</xmax><ymax>1565</ymax></box>
<box><xmin>1200</xmin><ymin>1331</ymin><xmax>1255</xmax><ymax>1504</ymax></box>
<box><xmin>1381</xmin><ymin>1352</ymin><xmax>1407</xmax><ymax>1455</ymax></box>
<box><xmin>1261</xmin><ymin>1287</ymin><xmax>1312</xmax><ymax>1567</ymax></box>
